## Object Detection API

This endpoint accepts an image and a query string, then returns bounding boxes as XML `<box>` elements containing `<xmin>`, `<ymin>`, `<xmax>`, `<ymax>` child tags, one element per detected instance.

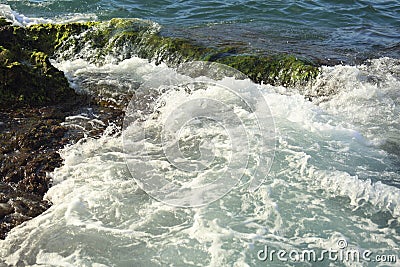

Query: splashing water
<box><xmin>0</xmin><ymin>4</ymin><xmax>399</xmax><ymax>266</ymax></box>
<box><xmin>0</xmin><ymin>54</ymin><xmax>399</xmax><ymax>266</ymax></box>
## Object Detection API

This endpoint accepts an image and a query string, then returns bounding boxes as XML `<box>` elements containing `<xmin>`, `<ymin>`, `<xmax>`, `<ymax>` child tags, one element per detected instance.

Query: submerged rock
<box><xmin>48</xmin><ymin>18</ymin><xmax>320</xmax><ymax>87</ymax></box>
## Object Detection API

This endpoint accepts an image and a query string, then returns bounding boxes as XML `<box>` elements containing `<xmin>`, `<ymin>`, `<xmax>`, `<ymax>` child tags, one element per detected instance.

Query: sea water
<box><xmin>0</xmin><ymin>1</ymin><xmax>399</xmax><ymax>266</ymax></box>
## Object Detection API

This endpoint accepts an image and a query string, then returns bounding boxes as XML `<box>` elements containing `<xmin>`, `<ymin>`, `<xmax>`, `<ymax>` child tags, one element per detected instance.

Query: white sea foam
<box><xmin>0</xmin><ymin>4</ymin><xmax>50</xmax><ymax>26</ymax></box>
<box><xmin>52</xmin><ymin>57</ymin><xmax>163</xmax><ymax>103</ymax></box>
<box><xmin>315</xmin><ymin>58</ymin><xmax>400</xmax><ymax>148</ymax></box>
<box><xmin>0</xmin><ymin>54</ymin><xmax>399</xmax><ymax>266</ymax></box>
<box><xmin>0</xmin><ymin>4</ymin><xmax>97</xmax><ymax>26</ymax></box>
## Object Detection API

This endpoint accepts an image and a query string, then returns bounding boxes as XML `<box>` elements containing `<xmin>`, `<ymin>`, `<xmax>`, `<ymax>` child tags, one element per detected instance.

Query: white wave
<box><xmin>315</xmin><ymin>58</ymin><xmax>400</xmax><ymax>148</ymax></box>
<box><xmin>260</xmin><ymin>82</ymin><xmax>400</xmax><ymax>207</ymax></box>
<box><xmin>0</xmin><ymin>4</ymin><xmax>50</xmax><ymax>26</ymax></box>
<box><xmin>2</xmin><ymin>2</ymin><xmax>399</xmax><ymax>265</ymax></box>
<box><xmin>0</xmin><ymin>4</ymin><xmax>97</xmax><ymax>26</ymax></box>
<box><xmin>52</xmin><ymin>57</ymin><xmax>166</xmax><ymax>106</ymax></box>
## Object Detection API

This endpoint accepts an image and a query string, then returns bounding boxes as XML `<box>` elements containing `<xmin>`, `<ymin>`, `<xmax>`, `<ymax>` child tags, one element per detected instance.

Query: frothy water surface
<box><xmin>0</xmin><ymin>2</ymin><xmax>399</xmax><ymax>266</ymax></box>
<box><xmin>1</xmin><ymin>55</ymin><xmax>399</xmax><ymax>266</ymax></box>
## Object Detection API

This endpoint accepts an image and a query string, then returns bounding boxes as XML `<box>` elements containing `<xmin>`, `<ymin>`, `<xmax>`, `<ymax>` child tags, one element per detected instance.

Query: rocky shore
<box><xmin>0</xmin><ymin>17</ymin><xmax>321</xmax><ymax>239</ymax></box>
<box><xmin>0</xmin><ymin>18</ymin><xmax>123</xmax><ymax>239</ymax></box>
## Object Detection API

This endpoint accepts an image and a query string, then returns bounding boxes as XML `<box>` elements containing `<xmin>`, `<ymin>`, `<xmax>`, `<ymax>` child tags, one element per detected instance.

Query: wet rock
<box><xmin>0</xmin><ymin>182</ymin><xmax>51</xmax><ymax>239</ymax></box>
<box><xmin>0</xmin><ymin>18</ymin><xmax>127</xmax><ymax>240</ymax></box>
<box><xmin>32</xmin><ymin>18</ymin><xmax>320</xmax><ymax>87</ymax></box>
<box><xmin>213</xmin><ymin>54</ymin><xmax>320</xmax><ymax>87</ymax></box>
<box><xmin>0</xmin><ymin>203</ymin><xmax>13</xmax><ymax>217</ymax></box>
<box><xmin>0</xmin><ymin>46</ymin><xmax>78</xmax><ymax>108</ymax></box>
<box><xmin>0</xmin><ymin>18</ymin><xmax>97</xmax><ymax>109</ymax></box>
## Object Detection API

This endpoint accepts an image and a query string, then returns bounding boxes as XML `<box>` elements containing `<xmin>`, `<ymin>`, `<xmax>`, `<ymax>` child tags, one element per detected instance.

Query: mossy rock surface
<box><xmin>213</xmin><ymin>54</ymin><xmax>320</xmax><ymax>87</ymax></box>
<box><xmin>34</xmin><ymin>18</ymin><xmax>319</xmax><ymax>87</ymax></box>
<box><xmin>0</xmin><ymin>46</ymin><xmax>76</xmax><ymax>108</ymax></box>
<box><xmin>54</xmin><ymin>18</ymin><xmax>319</xmax><ymax>87</ymax></box>
<box><xmin>115</xmin><ymin>19</ymin><xmax>321</xmax><ymax>86</ymax></box>
<box><xmin>0</xmin><ymin>17</ymin><xmax>320</xmax><ymax>108</ymax></box>
<box><xmin>0</xmin><ymin>22</ymin><xmax>91</xmax><ymax>108</ymax></box>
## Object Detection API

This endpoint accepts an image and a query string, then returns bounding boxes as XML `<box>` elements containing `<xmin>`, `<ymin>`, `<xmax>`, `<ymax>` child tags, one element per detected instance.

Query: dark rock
<box><xmin>0</xmin><ymin>46</ymin><xmax>78</xmax><ymax>108</ymax></box>
<box><xmin>0</xmin><ymin>20</ymin><xmax>102</xmax><ymax>239</ymax></box>
<box><xmin>0</xmin><ymin>203</ymin><xmax>13</xmax><ymax>217</ymax></box>
<box><xmin>0</xmin><ymin>19</ymin><xmax>97</xmax><ymax>109</ymax></box>
<box><xmin>0</xmin><ymin>182</ymin><xmax>51</xmax><ymax>239</ymax></box>
<box><xmin>29</xmin><ymin>18</ymin><xmax>320</xmax><ymax>87</ymax></box>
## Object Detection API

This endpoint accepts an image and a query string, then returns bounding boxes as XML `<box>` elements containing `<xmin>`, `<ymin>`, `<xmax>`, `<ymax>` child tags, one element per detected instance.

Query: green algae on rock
<box><xmin>53</xmin><ymin>18</ymin><xmax>207</xmax><ymax>65</ymax></box>
<box><xmin>213</xmin><ymin>54</ymin><xmax>320</xmax><ymax>87</ymax></box>
<box><xmin>0</xmin><ymin>24</ymin><xmax>84</xmax><ymax>108</ymax></box>
<box><xmin>0</xmin><ymin>46</ymin><xmax>75</xmax><ymax>108</ymax></box>
<box><xmin>1</xmin><ymin>18</ymin><xmax>320</xmax><ymax>104</ymax></box>
<box><xmin>22</xmin><ymin>22</ymin><xmax>99</xmax><ymax>55</ymax></box>
<box><xmin>42</xmin><ymin>18</ymin><xmax>320</xmax><ymax>87</ymax></box>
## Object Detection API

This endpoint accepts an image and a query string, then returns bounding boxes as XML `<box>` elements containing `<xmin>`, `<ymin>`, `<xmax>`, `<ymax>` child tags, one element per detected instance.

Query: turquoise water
<box><xmin>0</xmin><ymin>2</ymin><xmax>400</xmax><ymax>267</ymax></box>
<box><xmin>2</xmin><ymin>0</ymin><xmax>400</xmax><ymax>62</ymax></box>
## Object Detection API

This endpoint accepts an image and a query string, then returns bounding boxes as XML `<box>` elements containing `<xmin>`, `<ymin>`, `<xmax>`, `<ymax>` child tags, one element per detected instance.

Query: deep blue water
<box><xmin>2</xmin><ymin>0</ymin><xmax>400</xmax><ymax>63</ymax></box>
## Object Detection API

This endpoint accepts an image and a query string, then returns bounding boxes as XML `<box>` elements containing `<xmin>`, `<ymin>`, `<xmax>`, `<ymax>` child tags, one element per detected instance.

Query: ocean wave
<box><xmin>0</xmin><ymin>4</ymin><xmax>97</xmax><ymax>26</ymax></box>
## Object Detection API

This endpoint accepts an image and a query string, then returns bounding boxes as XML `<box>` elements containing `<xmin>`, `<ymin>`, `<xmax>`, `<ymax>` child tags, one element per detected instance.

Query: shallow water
<box><xmin>2</xmin><ymin>0</ymin><xmax>400</xmax><ymax>62</ymax></box>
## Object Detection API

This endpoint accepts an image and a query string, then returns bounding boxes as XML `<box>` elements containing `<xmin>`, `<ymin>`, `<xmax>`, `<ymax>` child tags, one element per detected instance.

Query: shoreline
<box><xmin>0</xmin><ymin>18</ymin><xmax>125</xmax><ymax>239</ymax></box>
